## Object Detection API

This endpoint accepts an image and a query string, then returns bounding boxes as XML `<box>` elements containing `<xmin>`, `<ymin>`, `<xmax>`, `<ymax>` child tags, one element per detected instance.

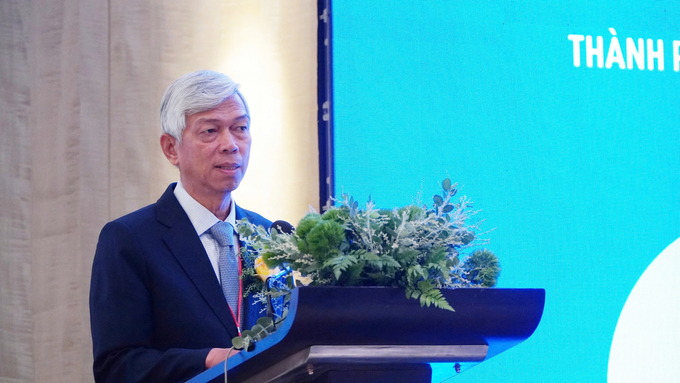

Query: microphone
<box><xmin>266</xmin><ymin>266</ymin><xmax>293</xmax><ymax>288</ymax></box>
<box><xmin>270</xmin><ymin>220</ymin><xmax>294</xmax><ymax>235</ymax></box>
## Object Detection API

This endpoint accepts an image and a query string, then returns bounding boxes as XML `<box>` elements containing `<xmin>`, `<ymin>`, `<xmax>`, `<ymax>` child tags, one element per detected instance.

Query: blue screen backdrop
<box><xmin>331</xmin><ymin>1</ymin><xmax>680</xmax><ymax>382</ymax></box>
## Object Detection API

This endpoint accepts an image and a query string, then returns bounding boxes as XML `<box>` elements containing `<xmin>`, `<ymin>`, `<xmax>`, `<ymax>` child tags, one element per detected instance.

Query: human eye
<box><xmin>200</xmin><ymin>125</ymin><xmax>219</xmax><ymax>134</ymax></box>
<box><xmin>196</xmin><ymin>124</ymin><xmax>219</xmax><ymax>141</ymax></box>
<box><xmin>231</xmin><ymin>125</ymin><xmax>249</xmax><ymax>135</ymax></box>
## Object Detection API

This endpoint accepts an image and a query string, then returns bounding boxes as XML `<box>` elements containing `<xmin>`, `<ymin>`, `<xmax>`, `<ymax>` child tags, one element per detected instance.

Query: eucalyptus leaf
<box><xmin>232</xmin><ymin>336</ymin><xmax>246</xmax><ymax>350</ymax></box>
<box><xmin>257</xmin><ymin>316</ymin><xmax>274</xmax><ymax>329</ymax></box>
<box><xmin>442</xmin><ymin>178</ymin><xmax>451</xmax><ymax>191</ymax></box>
<box><xmin>433</xmin><ymin>195</ymin><xmax>444</xmax><ymax>206</ymax></box>
<box><xmin>251</xmin><ymin>324</ymin><xmax>265</xmax><ymax>338</ymax></box>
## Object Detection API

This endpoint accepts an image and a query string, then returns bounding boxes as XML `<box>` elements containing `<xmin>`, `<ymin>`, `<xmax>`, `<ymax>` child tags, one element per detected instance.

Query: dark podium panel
<box><xmin>188</xmin><ymin>286</ymin><xmax>545</xmax><ymax>383</ymax></box>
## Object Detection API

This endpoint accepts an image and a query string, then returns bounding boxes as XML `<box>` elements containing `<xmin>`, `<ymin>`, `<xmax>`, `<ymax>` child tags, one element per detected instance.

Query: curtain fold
<box><xmin>0</xmin><ymin>1</ymin><xmax>317</xmax><ymax>381</ymax></box>
<box><xmin>1</xmin><ymin>1</ymin><xmax>35</xmax><ymax>381</ymax></box>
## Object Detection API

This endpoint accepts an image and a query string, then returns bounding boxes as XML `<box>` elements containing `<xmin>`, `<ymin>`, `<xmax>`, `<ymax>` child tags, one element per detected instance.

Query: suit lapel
<box><xmin>156</xmin><ymin>184</ymin><xmax>239</xmax><ymax>338</ymax></box>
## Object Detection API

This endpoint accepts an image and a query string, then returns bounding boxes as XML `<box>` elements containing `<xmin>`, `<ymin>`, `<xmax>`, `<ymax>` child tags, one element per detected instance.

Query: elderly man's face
<box><xmin>168</xmin><ymin>95</ymin><xmax>251</xmax><ymax>204</ymax></box>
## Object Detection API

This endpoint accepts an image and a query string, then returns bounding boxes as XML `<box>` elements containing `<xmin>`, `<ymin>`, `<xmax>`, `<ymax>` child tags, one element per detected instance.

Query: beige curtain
<box><xmin>0</xmin><ymin>1</ymin><xmax>318</xmax><ymax>381</ymax></box>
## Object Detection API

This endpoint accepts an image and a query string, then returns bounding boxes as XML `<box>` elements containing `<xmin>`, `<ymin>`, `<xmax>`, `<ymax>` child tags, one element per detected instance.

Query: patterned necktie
<box><xmin>209</xmin><ymin>221</ymin><xmax>240</xmax><ymax>317</ymax></box>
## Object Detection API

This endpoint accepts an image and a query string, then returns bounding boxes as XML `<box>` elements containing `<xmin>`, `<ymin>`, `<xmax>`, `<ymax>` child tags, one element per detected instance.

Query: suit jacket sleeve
<box><xmin>90</xmin><ymin>220</ymin><xmax>210</xmax><ymax>383</ymax></box>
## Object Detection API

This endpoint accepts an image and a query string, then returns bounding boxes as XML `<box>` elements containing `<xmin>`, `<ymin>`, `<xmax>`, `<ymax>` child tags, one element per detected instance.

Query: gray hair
<box><xmin>160</xmin><ymin>70</ymin><xmax>250</xmax><ymax>142</ymax></box>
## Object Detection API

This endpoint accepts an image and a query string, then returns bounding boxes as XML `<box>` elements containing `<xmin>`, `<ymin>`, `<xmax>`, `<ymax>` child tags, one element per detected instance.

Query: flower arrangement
<box><xmin>236</xmin><ymin>178</ymin><xmax>501</xmax><ymax>315</ymax></box>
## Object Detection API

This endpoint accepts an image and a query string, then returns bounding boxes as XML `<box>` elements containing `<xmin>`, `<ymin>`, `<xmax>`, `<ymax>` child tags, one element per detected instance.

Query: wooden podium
<box><xmin>187</xmin><ymin>286</ymin><xmax>544</xmax><ymax>382</ymax></box>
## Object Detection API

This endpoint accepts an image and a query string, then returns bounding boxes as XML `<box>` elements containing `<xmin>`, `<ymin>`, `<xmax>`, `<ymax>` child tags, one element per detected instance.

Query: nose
<box><xmin>218</xmin><ymin>131</ymin><xmax>238</xmax><ymax>153</ymax></box>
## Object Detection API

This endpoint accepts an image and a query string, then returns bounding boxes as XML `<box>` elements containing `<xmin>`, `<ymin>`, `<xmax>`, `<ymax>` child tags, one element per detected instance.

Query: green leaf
<box><xmin>250</xmin><ymin>324</ymin><xmax>266</xmax><ymax>339</ymax></box>
<box><xmin>417</xmin><ymin>280</ymin><xmax>433</xmax><ymax>292</ymax></box>
<box><xmin>427</xmin><ymin>262</ymin><xmax>448</xmax><ymax>277</ymax></box>
<box><xmin>459</xmin><ymin>231</ymin><xmax>475</xmax><ymax>245</ymax></box>
<box><xmin>416</xmin><ymin>287</ymin><xmax>455</xmax><ymax>312</ymax></box>
<box><xmin>450</xmin><ymin>254</ymin><xmax>460</xmax><ymax>267</ymax></box>
<box><xmin>380</xmin><ymin>255</ymin><xmax>401</xmax><ymax>268</ymax></box>
<box><xmin>405</xmin><ymin>286</ymin><xmax>419</xmax><ymax>299</ymax></box>
<box><xmin>442</xmin><ymin>205</ymin><xmax>454</xmax><ymax>213</ymax></box>
<box><xmin>433</xmin><ymin>195</ymin><xmax>444</xmax><ymax>206</ymax></box>
<box><xmin>442</xmin><ymin>178</ymin><xmax>451</xmax><ymax>191</ymax></box>
<box><xmin>366</xmin><ymin>272</ymin><xmax>394</xmax><ymax>285</ymax></box>
<box><xmin>257</xmin><ymin>316</ymin><xmax>274</xmax><ymax>330</ymax></box>
<box><xmin>232</xmin><ymin>336</ymin><xmax>246</xmax><ymax>349</ymax></box>
<box><xmin>323</xmin><ymin>254</ymin><xmax>358</xmax><ymax>280</ymax></box>
<box><xmin>361</xmin><ymin>252</ymin><xmax>381</xmax><ymax>262</ymax></box>
<box><xmin>406</xmin><ymin>264</ymin><xmax>427</xmax><ymax>283</ymax></box>
<box><xmin>420</xmin><ymin>294</ymin><xmax>429</xmax><ymax>307</ymax></box>
<box><xmin>345</xmin><ymin>261</ymin><xmax>366</xmax><ymax>285</ymax></box>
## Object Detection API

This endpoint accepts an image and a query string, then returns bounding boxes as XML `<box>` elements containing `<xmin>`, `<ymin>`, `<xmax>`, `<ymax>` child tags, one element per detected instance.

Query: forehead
<box><xmin>187</xmin><ymin>95</ymin><xmax>249</xmax><ymax>126</ymax></box>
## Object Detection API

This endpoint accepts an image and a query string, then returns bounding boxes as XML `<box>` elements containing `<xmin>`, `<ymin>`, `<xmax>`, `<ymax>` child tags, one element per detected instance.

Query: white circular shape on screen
<box><xmin>608</xmin><ymin>238</ymin><xmax>680</xmax><ymax>382</ymax></box>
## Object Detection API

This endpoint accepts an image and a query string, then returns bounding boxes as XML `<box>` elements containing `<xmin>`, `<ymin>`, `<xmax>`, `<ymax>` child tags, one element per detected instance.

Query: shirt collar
<box><xmin>174</xmin><ymin>180</ymin><xmax>236</xmax><ymax>236</ymax></box>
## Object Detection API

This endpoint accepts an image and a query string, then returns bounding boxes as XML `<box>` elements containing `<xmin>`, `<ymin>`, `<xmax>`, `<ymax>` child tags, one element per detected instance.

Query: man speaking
<box><xmin>89</xmin><ymin>70</ymin><xmax>272</xmax><ymax>382</ymax></box>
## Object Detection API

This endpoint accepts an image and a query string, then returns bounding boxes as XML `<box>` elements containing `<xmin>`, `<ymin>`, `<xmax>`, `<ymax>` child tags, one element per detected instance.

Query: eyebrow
<box><xmin>194</xmin><ymin>114</ymin><xmax>250</xmax><ymax>125</ymax></box>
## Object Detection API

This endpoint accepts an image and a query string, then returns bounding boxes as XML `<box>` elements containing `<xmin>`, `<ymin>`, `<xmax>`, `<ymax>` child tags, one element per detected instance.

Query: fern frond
<box><xmin>406</xmin><ymin>265</ymin><xmax>427</xmax><ymax>284</ymax></box>
<box><xmin>418</xmin><ymin>287</ymin><xmax>454</xmax><ymax>312</ymax></box>
<box><xmin>323</xmin><ymin>254</ymin><xmax>358</xmax><ymax>280</ymax></box>
<box><xmin>380</xmin><ymin>255</ymin><xmax>401</xmax><ymax>269</ymax></box>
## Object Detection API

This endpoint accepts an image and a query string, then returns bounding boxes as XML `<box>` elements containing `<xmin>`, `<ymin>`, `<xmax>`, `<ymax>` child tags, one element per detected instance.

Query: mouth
<box><xmin>216</xmin><ymin>164</ymin><xmax>240</xmax><ymax>171</ymax></box>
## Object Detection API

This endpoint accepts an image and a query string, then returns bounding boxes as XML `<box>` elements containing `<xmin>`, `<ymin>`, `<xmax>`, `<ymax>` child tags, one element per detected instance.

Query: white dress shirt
<box><xmin>173</xmin><ymin>180</ymin><xmax>239</xmax><ymax>283</ymax></box>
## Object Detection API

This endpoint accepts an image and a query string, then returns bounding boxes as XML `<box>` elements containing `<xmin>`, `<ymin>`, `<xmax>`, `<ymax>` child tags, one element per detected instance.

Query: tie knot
<box><xmin>209</xmin><ymin>221</ymin><xmax>234</xmax><ymax>247</ymax></box>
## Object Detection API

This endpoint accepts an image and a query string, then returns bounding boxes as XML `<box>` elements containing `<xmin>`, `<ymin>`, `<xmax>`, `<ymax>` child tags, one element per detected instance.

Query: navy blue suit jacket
<box><xmin>89</xmin><ymin>184</ymin><xmax>272</xmax><ymax>382</ymax></box>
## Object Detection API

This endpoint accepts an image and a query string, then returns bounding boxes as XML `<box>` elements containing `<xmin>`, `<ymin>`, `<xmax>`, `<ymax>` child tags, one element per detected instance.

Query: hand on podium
<box><xmin>205</xmin><ymin>348</ymin><xmax>240</xmax><ymax>369</ymax></box>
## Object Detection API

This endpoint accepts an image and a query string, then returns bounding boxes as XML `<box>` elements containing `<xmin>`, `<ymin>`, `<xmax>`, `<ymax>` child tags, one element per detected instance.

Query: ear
<box><xmin>160</xmin><ymin>133</ymin><xmax>180</xmax><ymax>166</ymax></box>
